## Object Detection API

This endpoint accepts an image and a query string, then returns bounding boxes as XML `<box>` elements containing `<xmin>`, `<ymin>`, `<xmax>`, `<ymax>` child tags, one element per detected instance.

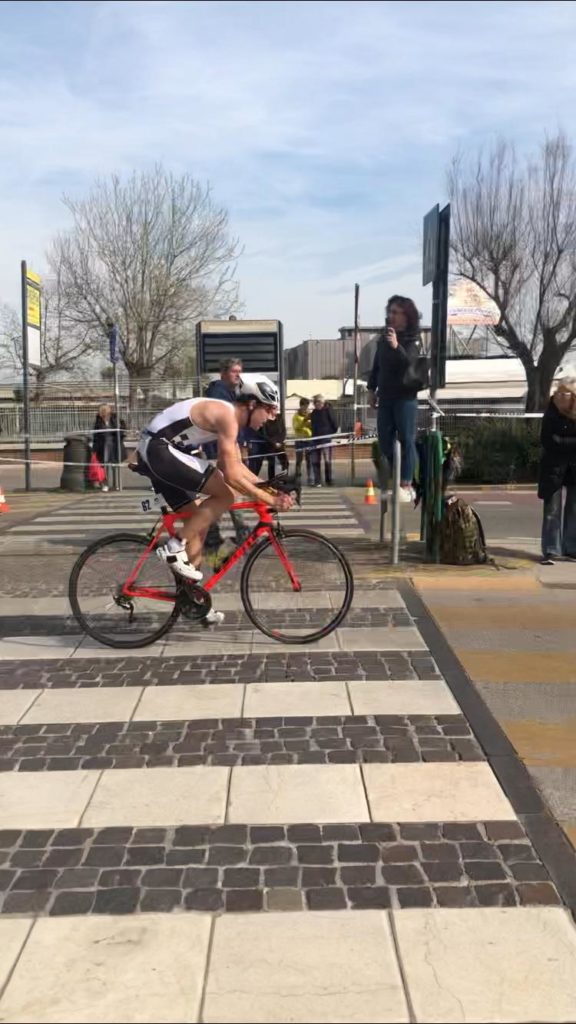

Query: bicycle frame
<box><xmin>121</xmin><ymin>499</ymin><xmax>302</xmax><ymax>603</ymax></box>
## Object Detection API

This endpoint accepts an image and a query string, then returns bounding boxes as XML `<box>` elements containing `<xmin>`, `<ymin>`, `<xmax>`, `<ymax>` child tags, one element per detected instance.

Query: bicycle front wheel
<box><xmin>240</xmin><ymin>528</ymin><xmax>353</xmax><ymax>643</ymax></box>
<box><xmin>69</xmin><ymin>533</ymin><xmax>180</xmax><ymax>648</ymax></box>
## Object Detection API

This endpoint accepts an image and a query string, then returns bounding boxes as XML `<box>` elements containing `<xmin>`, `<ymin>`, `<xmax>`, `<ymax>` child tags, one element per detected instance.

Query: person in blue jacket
<box><xmin>203</xmin><ymin>358</ymin><xmax>251</xmax><ymax>557</ymax></box>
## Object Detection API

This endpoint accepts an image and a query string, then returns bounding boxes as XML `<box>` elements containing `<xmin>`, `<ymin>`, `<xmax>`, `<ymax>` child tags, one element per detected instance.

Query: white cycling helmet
<box><xmin>236</xmin><ymin>373</ymin><xmax>279</xmax><ymax>406</ymax></box>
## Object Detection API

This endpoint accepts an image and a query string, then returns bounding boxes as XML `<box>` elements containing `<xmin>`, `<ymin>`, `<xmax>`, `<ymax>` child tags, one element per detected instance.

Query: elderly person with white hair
<box><xmin>310</xmin><ymin>394</ymin><xmax>338</xmax><ymax>487</ymax></box>
<box><xmin>538</xmin><ymin>377</ymin><xmax>576</xmax><ymax>564</ymax></box>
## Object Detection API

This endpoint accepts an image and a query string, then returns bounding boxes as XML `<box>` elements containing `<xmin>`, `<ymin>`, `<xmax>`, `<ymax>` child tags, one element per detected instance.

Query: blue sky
<box><xmin>1</xmin><ymin>0</ymin><xmax>576</xmax><ymax>346</ymax></box>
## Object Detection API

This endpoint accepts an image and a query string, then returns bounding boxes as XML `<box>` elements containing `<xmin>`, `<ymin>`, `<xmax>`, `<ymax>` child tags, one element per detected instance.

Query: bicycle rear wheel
<box><xmin>69</xmin><ymin>533</ymin><xmax>180</xmax><ymax>648</ymax></box>
<box><xmin>240</xmin><ymin>528</ymin><xmax>353</xmax><ymax>643</ymax></box>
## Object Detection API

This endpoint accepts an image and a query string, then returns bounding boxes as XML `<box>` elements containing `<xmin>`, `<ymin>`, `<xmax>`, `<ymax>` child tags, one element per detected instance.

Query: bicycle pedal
<box><xmin>201</xmin><ymin>610</ymin><xmax>225</xmax><ymax>627</ymax></box>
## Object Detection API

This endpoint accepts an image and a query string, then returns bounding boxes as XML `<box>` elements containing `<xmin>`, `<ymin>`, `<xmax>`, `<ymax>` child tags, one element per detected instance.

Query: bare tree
<box><xmin>0</xmin><ymin>267</ymin><xmax>95</xmax><ymax>386</ymax></box>
<box><xmin>50</xmin><ymin>167</ymin><xmax>240</xmax><ymax>400</ymax></box>
<box><xmin>0</xmin><ymin>304</ymin><xmax>21</xmax><ymax>376</ymax></box>
<box><xmin>448</xmin><ymin>134</ymin><xmax>576</xmax><ymax>410</ymax></box>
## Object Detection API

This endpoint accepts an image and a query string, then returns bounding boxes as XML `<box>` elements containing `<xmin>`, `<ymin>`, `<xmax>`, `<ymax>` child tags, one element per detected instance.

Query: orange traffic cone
<box><xmin>0</xmin><ymin>486</ymin><xmax>10</xmax><ymax>514</ymax></box>
<box><xmin>364</xmin><ymin>478</ymin><xmax>377</xmax><ymax>505</ymax></box>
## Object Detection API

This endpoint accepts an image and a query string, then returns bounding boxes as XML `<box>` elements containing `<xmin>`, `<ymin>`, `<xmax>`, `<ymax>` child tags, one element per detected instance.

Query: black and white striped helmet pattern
<box><xmin>237</xmin><ymin>373</ymin><xmax>279</xmax><ymax>406</ymax></box>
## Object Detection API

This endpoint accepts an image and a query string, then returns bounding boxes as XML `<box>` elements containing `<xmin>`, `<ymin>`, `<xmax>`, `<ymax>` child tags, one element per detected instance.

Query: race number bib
<box><xmin>139</xmin><ymin>493</ymin><xmax>163</xmax><ymax>514</ymax></box>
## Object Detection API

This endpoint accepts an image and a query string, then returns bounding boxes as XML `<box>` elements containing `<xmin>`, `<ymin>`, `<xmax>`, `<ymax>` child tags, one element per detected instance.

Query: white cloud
<box><xmin>1</xmin><ymin>0</ymin><xmax>576</xmax><ymax>345</ymax></box>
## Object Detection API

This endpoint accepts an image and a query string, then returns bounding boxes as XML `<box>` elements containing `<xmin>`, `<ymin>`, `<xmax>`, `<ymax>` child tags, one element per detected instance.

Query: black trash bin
<box><xmin>60</xmin><ymin>433</ymin><xmax>91</xmax><ymax>492</ymax></box>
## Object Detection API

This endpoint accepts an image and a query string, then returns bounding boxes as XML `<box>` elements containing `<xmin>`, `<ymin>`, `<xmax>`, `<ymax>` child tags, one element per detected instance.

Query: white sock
<box><xmin>166</xmin><ymin>536</ymin><xmax>185</xmax><ymax>553</ymax></box>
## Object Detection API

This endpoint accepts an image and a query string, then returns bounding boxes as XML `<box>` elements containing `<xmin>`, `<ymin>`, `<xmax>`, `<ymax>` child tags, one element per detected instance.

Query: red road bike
<box><xmin>69</xmin><ymin>479</ymin><xmax>354</xmax><ymax>648</ymax></box>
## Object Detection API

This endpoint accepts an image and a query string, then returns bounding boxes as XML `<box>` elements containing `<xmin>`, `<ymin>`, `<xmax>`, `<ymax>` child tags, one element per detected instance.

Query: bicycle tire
<box><xmin>69</xmin><ymin>532</ymin><xmax>181</xmax><ymax>649</ymax></box>
<box><xmin>240</xmin><ymin>528</ymin><xmax>354</xmax><ymax>644</ymax></box>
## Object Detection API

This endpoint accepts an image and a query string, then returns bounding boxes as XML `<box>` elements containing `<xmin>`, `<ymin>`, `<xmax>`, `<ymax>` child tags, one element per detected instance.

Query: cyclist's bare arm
<box><xmin>186</xmin><ymin>400</ymin><xmax>292</xmax><ymax>509</ymax></box>
<box><xmin>218</xmin><ymin>429</ymin><xmax>292</xmax><ymax>508</ymax></box>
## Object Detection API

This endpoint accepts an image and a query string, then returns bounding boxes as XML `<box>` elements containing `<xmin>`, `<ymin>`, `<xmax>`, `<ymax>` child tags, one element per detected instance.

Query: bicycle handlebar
<box><xmin>257</xmin><ymin>473</ymin><xmax>302</xmax><ymax>505</ymax></box>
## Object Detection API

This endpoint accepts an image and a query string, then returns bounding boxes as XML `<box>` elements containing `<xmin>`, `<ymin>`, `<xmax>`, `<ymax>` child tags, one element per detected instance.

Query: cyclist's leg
<box><xmin>142</xmin><ymin>440</ymin><xmax>233</xmax><ymax>573</ymax></box>
<box><xmin>294</xmin><ymin>441</ymin><xmax>304</xmax><ymax>481</ymax></box>
<box><xmin>178</xmin><ymin>470</ymin><xmax>234</xmax><ymax>567</ymax></box>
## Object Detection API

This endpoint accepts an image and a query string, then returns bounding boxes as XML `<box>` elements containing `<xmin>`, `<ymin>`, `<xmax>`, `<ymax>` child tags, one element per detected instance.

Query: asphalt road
<box><xmin>0</xmin><ymin>457</ymin><xmax>543</xmax><ymax>555</ymax></box>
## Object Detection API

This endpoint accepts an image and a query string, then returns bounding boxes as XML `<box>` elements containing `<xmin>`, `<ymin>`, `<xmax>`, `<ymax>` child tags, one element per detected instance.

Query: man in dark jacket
<box><xmin>367</xmin><ymin>295</ymin><xmax>425</xmax><ymax>502</ymax></box>
<box><xmin>203</xmin><ymin>358</ymin><xmax>243</xmax><ymax>458</ymax></box>
<box><xmin>310</xmin><ymin>395</ymin><xmax>337</xmax><ymax>486</ymax></box>
<box><xmin>538</xmin><ymin>379</ymin><xmax>576</xmax><ymax>564</ymax></box>
<box><xmin>202</xmin><ymin>357</ymin><xmax>250</xmax><ymax>556</ymax></box>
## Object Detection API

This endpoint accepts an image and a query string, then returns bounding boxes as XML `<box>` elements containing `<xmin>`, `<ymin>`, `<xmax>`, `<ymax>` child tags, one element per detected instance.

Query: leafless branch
<box><xmin>448</xmin><ymin>134</ymin><xmax>576</xmax><ymax>409</ymax></box>
<box><xmin>49</xmin><ymin>166</ymin><xmax>241</xmax><ymax>385</ymax></box>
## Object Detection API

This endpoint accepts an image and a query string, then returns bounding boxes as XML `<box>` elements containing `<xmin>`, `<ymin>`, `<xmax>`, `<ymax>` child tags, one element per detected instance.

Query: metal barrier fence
<box><xmin>0</xmin><ymin>374</ymin><xmax>543</xmax><ymax>490</ymax></box>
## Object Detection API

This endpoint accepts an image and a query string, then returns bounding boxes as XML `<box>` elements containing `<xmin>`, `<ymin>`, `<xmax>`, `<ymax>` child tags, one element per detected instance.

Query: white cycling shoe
<box><xmin>157</xmin><ymin>539</ymin><xmax>203</xmax><ymax>582</ymax></box>
<box><xmin>204</xmin><ymin>609</ymin><xmax>225</xmax><ymax>625</ymax></box>
<box><xmin>157</xmin><ymin>540</ymin><xmax>225</xmax><ymax>625</ymax></box>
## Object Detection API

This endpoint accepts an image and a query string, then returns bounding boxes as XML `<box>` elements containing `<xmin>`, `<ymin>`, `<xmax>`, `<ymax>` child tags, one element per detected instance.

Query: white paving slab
<box><xmin>0</xmin><ymin>919</ymin><xmax>33</xmax><ymax>995</ymax></box>
<box><xmin>204</xmin><ymin>911</ymin><xmax>408</xmax><ymax>1023</ymax></box>
<box><xmin>0</xmin><ymin>636</ymin><xmax>82</xmax><ymax>660</ymax></box>
<box><xmin>0</xmin><ymin>689</ymin><xmax>42</xmax><ymax>725</ymax></box>
<box><xmin>363</xmin><ymin>762</ymin><xmax>516</xmax><ymax>822</ymax></box>
<box><xmin>81</xmin><ymin>765</ymin><xmax>229</xmax><ymax>827</ymax></box>
<box><xmin>0</xmin><ymin>771</ymin><xmax>99</xmax><ymax>829</ymax></box>
<box><xmin>243</xmin><ymin>680</ymin><xmax>352</xmax><ymax>717</ymax></box>
<box><xmin>394</xmin><ymin>907</ymin><xmax>576</xmax><ymax>1023</ymax></box>
<box><xmin>0</xmin><ymin>914</ymin><xmax>211</xmax><ymax>1023</ymax></box>
<box><xmin>348</xmin><ymin>679</ymin><xmax>459</xmax><ymax>716</ymax></box>
<box><xmin>337</xmin><ymin>626</ymin><xmax>427</xmax><ymax>651</ymax></box>
<box><xmin>21</xmin><ymin>686</ymin><xmax>143</xmax><ymax>725</ymax></box>
<box><xmin>0</xmin><ymin>680</ymin><xmax>461</xmax><ymax>726</ymax></box>
<box><xmin>227</xmin><ymin>764</ymin><xmax>370</xmax><ymax>823</ymax></box>
<box><xmin>134</xmin><ymin>682</ymin><xmax>243</xmax><ymax>721</ymax></box>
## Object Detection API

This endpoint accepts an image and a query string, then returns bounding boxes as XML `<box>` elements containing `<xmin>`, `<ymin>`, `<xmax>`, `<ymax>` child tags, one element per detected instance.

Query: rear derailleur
<box><xmin>114</xmin><ymin>591</ymin><xmax>135</xmax><ymax>623</ymax></box>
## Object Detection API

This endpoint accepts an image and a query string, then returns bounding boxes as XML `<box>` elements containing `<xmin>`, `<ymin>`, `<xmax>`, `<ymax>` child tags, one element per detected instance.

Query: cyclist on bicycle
<box><xmin>136</xmin><ymin>373</ymin><xmax>293</xmax><ymax>583</ymax></box>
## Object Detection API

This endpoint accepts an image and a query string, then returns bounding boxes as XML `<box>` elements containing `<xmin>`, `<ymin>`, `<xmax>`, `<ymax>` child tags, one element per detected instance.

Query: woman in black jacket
<box><xmin>367</xmin><ymin>295</ymin><xmax>425</xmax><ymax>502</ymax></box>
<box><xmin>92</xmin><ymin>404</ymin><xmax>126</xmax><ymax>492</ymax></box>
<box><xmin>538</xmin><ymin>379</ymin><xmax>576</xmax><ymax>564</ymax></box>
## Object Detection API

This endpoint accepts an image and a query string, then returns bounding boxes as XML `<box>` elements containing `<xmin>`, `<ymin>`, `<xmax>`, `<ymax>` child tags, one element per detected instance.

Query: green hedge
<box><xmin>371</xmin><ymin>420</ymin><xmax>541</xmax><ymax>485</ymax></box>
<box><xmin>453</xmin><ymin>419</ymin><xmax>541</xmax><ymax>484</ymax></box>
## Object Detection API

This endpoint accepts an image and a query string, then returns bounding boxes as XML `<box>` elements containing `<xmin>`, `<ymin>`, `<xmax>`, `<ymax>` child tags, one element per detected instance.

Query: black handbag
<box><xmin>402</xmin><ymin>355</ymin><xmax>430</xmax><ymax>392</ymax></box>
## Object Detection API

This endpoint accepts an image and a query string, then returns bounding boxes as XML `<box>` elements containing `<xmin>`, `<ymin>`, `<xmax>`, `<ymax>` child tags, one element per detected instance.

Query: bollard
<box><xmin>60</xmin><ymin>434</ymin><xmax>91</xmax><ymax>492</ymax></box>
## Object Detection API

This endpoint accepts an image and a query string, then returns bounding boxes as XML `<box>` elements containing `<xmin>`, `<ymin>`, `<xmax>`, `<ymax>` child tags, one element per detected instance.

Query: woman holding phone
<box><xmin>367</xmin><ymin>295</ymin><xmax>426</xmax><ymax>503</ymax></box>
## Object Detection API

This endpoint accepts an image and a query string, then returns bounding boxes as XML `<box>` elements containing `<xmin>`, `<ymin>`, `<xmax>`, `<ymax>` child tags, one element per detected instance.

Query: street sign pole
<box><xmin>351</xmin><ymin>283</ymin><xmax>360</xmax><ymax>484</ymax></box>
<box><xmin>20</xmin><ymin>260</ymin><xmax>31</xmax><ymax>492</ymax></box>
<box><xmin>107</xmin><ymin>322</ymin><xmax>123</xmax><ymax>492</ymax></box>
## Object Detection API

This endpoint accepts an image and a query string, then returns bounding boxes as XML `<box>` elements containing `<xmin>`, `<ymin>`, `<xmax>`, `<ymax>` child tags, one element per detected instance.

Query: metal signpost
<box><xmin>422</xmin><ymin>203</ymin><xmax>451</xmax><ymax>560</ymax></box>
<box><xmin>20</xmin><ymin>262</ymin><xmax>42</xmax><ymax>492</ymax></box>
<box><xmin>106</xmin><ymin>322</ymin><xmax>123</xmax><ymax>492</ymax></box>
<box><xmin>351</xmin><ymin>283</ymin><xmax>360</xmax><ymax>483</ymax></box>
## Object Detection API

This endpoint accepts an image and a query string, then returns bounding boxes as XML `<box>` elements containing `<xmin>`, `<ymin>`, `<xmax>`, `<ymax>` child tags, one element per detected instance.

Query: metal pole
<box><xmin>20</xmin><ymin>260</ymin><xmax>31</xmax><ymax>492</ymax></box>
<box><xmin>277</xmin><ymin>321</ymin><xmax>286</xmax><ymax>422</ymax></box>
<box><xmin>112</xmin><ymin>359</ymin><xmax>122</xmax><ymax>492</ymax></box>
<box><xmin>351</xmin><ymin>283</ymin><xmax>359</xmax><ymax>484</ymax></box>
<box><xmin>390</xmin><ymin>437</ymin><xmax>401</xmax><ymax>564</ymax></box>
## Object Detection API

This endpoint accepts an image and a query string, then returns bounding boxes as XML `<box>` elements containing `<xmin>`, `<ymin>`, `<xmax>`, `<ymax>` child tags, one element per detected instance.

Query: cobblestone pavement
<box><xmin>1</xmin><ymin>491</ymin><xmax>576</xmax><ymax>1023</ymax></box>
<box><xmin>0</xmin><ymin>714</ymin><xmax>483</xmax><ymax>771</ymax></box>
<box><xmin>0</xmin><ymin>650</ymin><xmax>441</xmax><ymax>686</ymax></box>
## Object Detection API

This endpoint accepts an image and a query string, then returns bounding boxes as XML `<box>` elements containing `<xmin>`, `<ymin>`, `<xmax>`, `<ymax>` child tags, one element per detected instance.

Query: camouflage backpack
<box><xmin>439</xmin><ymin>495</ymin><xmax>488</xmax><ymax>565</ymax></box>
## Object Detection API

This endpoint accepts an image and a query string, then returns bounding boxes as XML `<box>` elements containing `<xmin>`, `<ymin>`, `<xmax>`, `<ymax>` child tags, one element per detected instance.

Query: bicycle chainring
<box><xmin>177</xmin><ymin>582</ymin><xmax>213</xmax><ymax>621</ymax></box>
